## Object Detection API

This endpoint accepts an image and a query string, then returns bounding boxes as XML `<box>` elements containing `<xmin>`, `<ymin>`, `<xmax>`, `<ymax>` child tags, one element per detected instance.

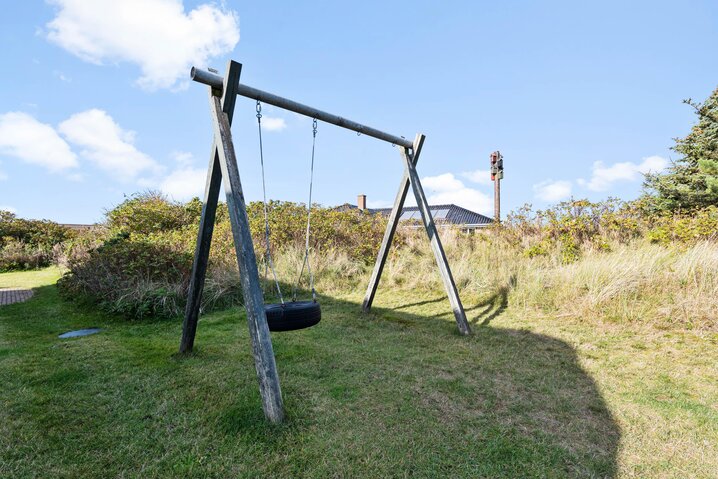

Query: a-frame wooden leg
<box><xmin>178</xmin><ymin>144</ymin><xmax>222</xmax><ymax>353</ymax></box>
<box><xmin>180</xmin><ymin>61</ymin><xmax>241</xmax><ymax>354</ymax></box>
<box><xmin>404</xmin><ymin>134</ymin><xmax>471</xmax><ymax>335</ymax></box>
<box><xmin>362</xmin><ymin>135</ymin><xmax>424</xmax><ymax>312</ymax></box>
<box><xmin>209</xmin><ymin>92</ymin><xmax>285</xmax><ymax>423</ymax></box>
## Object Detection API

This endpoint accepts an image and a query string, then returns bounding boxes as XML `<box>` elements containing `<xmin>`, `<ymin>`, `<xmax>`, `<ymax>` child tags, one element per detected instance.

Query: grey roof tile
<box><xmin>362</xmin><ymin>204</ymin><xmax>493</xmax><ymax>226</ymax></box>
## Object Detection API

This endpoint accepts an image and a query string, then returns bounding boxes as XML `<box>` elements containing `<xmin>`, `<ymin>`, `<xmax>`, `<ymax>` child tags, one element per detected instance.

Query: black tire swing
<box><xmin>256</xmin><ymin>101</ymin><xmax>321</xmax><ymax>332</ymax></box>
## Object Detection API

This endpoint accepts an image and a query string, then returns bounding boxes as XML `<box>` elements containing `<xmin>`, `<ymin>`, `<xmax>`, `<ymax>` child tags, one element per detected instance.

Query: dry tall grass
<box><xmin>287</xmin><ymin>228</ymin><xmax>718</xmax><ymax>331</ymax></box>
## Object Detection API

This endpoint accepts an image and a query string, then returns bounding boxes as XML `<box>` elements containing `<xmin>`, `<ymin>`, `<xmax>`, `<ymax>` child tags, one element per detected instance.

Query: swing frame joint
<box><xmin>191</xmin><ymin>66</ymin><xmax>224</xmax><ymax>92</ymax></box>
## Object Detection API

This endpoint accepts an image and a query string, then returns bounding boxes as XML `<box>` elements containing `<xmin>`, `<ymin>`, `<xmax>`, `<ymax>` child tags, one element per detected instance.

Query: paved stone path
<box><xmin>0</xmin><ymin>289</ymin><xmax>34</xmax><ymax>306</ymax></box>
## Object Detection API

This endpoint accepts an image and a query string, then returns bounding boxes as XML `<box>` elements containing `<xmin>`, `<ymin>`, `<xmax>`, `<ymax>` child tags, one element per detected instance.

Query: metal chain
<box><xmin>256</xmin><ymin>101</ymin><xmax>284</xmax><ymax>304</ymax></box>
<box><xmin>256</xmin><ymin>102</ymin><xmax>267</xmax><ymax>292</ymax></box>
<box><xmin>293</xmin><ymin>118</ymin><xmax>318</xmax><ymax>302</ymax></box>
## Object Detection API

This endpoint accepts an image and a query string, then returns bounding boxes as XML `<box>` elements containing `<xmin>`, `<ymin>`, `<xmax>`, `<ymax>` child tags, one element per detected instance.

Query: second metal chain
<box><xmin>293</xmin><ymin>118</ymin><xmax>318</xmax><ymax>302</ymax></box>
<box><xmin>256</xmin><ymin>100</ymin><xmax>284</xmax><ymax>304</ymax></box>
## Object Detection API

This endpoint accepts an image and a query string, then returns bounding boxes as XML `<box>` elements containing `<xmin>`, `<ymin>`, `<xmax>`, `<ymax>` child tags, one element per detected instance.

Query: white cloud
<box><xmin>422</xmin><ymin>173</ymin><xmax>464</xmax><ymax>191</ymax></box>
<box><xmin>0</xmin><ymin>205</ymin><xmax>16</xmax><ymax>213</ymax></box>
<box><xmin>53</xmin><ymin>70</ymin><xmax>71</xmax><ymax>82</ymax></box>
<box><xmin>420</xmin><ymin>173</ymin><xmax>492</xmax><ymax>215</ymax></box>
<box><xmin>261</xmin><ymin>117</ymin><xmax>287</xmax><ymax>132</ymax></box>
<box><xmin>533</xmin><ymin>180</ymin><xmax>572</xmax><ymax>202</ymax></box>
<box><xmin>0</xmin><ymin>112</ymin><xmax>78</xmax><ymax>172</ymax></box>
<box><xmin>461</xmin><ymin>169</ymin><xmax>493</xmax><ymax>186</ymax></box>
<box><xmin>156</xmin><ymin>151</ymin><xmax>205</xmax><ymax>200</ymax></box>
<box><xmin>59</xmin><ymin>109</ymin><xmax>161</xmax><ymax>181</ymax></box>
<box><xmin>170</xmin><ymin>150</ymin><xmax>194</xmax><ymax>166</ymax></box>
<box><xmin>46</xmin><ymin>0</ymin><xmax>239</xmax><ymax>90</ymax></box>
<box><xmin>159</xmin><ymin>166</ymin><xmax>206</xmax><ymax>201</ymax></box>
<box><xmin>578</xmin><ymin>156</ymin><xmax>669</xmax><ymax>192</ymax></box>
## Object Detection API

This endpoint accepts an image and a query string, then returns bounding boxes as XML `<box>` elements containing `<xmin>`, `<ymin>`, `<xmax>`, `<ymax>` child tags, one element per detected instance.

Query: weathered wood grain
<box><xmin>402</xmin><ymin>134</ymin><xmax>471</xmax><ymax>335</ymax></box>
<box><xmin>362</xmin><ymin>135</ymin><xmax>424</xmax><ymax>312</ymax></box>
<box><xmin>190</xmin><ymin>67</ymin><xmax>414</xmax><ymax>149</ymax></box>
<box><xmin>180</xmin><ymin>61</ymin><xmax>241</xmax><ymax>354</ymax></box>
<box><xmin>209</xmin><ymin>92</ymin><xmax>285</xmax><ymax>423</ymax></box>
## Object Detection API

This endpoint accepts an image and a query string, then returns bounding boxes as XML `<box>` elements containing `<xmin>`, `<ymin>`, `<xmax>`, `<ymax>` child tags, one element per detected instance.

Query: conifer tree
<box><xmin>644</xmin><ymin>86</ymin><xmax>718</xmax><ymax>211</ymax></box>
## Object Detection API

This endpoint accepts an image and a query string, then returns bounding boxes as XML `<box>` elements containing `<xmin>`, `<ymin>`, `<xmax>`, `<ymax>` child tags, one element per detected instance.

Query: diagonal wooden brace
<box><xmin>363</xmin><ymin>133</ymin><xmax>471</xmax><ymax>335</ymax></box>
<box><xmin>180</xmin><ymin>60</ymin><xmax>241</xmax><ymax>354</ymax></box>
<box><xmin>362</xmin><ymin>135</ymin><xmax>424</xmax><ymax>312</ymax></box>
<box><xmin>208</xmin><ymin>92</ymin><xmax>284</xmax><ymax>423</ymax></box>
<box><xmin>402</xmin><ymin>137</ymin><xmax>471</xmax><ymax>335</ymax></box>
<box><xmin>179</xmin><ymin>59</ymin><xmax>284</xmax><ymax>423</ymax></box>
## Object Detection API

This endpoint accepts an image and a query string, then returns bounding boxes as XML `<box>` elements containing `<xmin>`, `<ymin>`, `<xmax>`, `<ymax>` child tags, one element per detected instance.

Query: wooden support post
<box><xmin>494</xmin><ymin>173</ymin><xmax>501</xmax><ymax>223</ymax></box>
<box><xmin>490</xmin><ymin>150</ymin><xmax>503</xmax><ymax>223</ymax></box>
<box><xmin>209</xmin><ymin>92</ymin><xmax>284</xmax><ymax>423</ymax></box>
<box><xmin>180</xmin><ymin>61</ymin><xmax>241</xmax><ymax>354</ymax></box>
<box><xmin>403</xmin><ymin>134</ymin><xmax>472</xmax><ymax>335</ymax></box>
<box><xmin>362</xmin><ymin>135</ymin><xmax>424</xmax><ymax>312</ymax></box>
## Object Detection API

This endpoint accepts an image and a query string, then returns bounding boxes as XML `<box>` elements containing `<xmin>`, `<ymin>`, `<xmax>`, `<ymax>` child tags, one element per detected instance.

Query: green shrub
<box><xmin>0</xmin><ymin>239</ymin><xmax>51</xmax><ymax>272</ymax></box>
<box><xmin>57</xmin><ymin>232</ymin><xmax>194</xmax><ymax>319</ymax></box>
<box><xmin>559</xmin><ymin>233</ymin><xmax>581</xmax><ymax>264</ymax></box>
<box><xmin>59</xmin><ymin>195</ymin><xmax>392</xmax><ymax>319</ymax></box>
<box><xmin>0</xmin><ymin>211</ymin><xmax>73</xmax><ymax>250</ymax></box>
<box><xmin>0</xmin><ymin>210</ymin><xmax>72</xmax><ymax>271</ymax></box>
<box><xmin>246</xmin><ymin>201</ymin><xmax>389</xmax><ymax>263</ymax></box>
<box><xmin>647</xmin><ymin>206</ymin><xmax>718</xmax><ymax>245</ymax></box>
<box><xmin>106</xmin><ymin>191</ymin><xmax>200</xmax><ymax>235</ymax></box>
<box><xmin>524</xmin><ymin>240</ymin><xmax>550</xmax><ymax>258</ymax></box>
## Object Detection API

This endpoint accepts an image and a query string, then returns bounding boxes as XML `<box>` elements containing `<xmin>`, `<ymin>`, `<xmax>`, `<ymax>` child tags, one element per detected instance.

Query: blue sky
<box><xmin>0</xmin><ymin>0</ymin><xmax>716</xmax><ymax>223</ymax></box>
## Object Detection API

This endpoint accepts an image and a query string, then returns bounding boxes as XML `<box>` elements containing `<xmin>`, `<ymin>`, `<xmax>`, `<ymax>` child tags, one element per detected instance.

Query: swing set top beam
<box><xmin>191</xmin><ymin>66</ymin><xmax>415</xmax><ymax>150</ymax></box>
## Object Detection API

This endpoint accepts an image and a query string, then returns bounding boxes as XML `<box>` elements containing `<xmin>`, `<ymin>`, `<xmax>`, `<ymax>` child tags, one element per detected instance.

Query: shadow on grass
<box><xmin>470</xmin><ymin>274</ymin><xmax>517</xmax><ymax>326</ymax></box>
<box><xmin>393</xmin><ymin>296</ymin><xmax>446</xmax><ymax>310</ymax></box>
<box><xmin>0</xmin><ymin>279</ymin><xmax>620</xmax><ymax>477</ymax></box>
<box><xmin>387</xmin><ymin>275</ymin><xmax>516</xmax><ymax>327</ymax></box>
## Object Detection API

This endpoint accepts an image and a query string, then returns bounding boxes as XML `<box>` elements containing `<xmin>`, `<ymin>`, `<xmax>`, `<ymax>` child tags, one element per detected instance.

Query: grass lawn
<box><xmin>1</xmin><ymin>268</ymin><xmax>716</xmax><ymax>478</ymax></box>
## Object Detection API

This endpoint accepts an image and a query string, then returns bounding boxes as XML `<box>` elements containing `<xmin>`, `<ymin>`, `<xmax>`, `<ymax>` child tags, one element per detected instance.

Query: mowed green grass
<box><xmin>1</xmin><ymin>269</ymin><xmax>716</xmax><ymax>478</ymax></box>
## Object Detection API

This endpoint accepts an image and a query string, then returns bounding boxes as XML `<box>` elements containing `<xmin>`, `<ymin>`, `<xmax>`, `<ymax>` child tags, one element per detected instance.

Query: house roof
<box><xmin>337</xmin><ymin>203</ymin><xmax>493</xmax><ymax>226</ymax></box>
<box><xmin>59</xmin><ymin>223</ymin><xmax>95</xmax><ymax>230</ymax></box>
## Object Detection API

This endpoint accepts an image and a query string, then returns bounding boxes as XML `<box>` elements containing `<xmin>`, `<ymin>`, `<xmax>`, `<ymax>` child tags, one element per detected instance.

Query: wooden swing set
<box><xmin>179</xmin><ymin>60</ymin><xmax>471</xmax><ymax>423</ymax></box>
